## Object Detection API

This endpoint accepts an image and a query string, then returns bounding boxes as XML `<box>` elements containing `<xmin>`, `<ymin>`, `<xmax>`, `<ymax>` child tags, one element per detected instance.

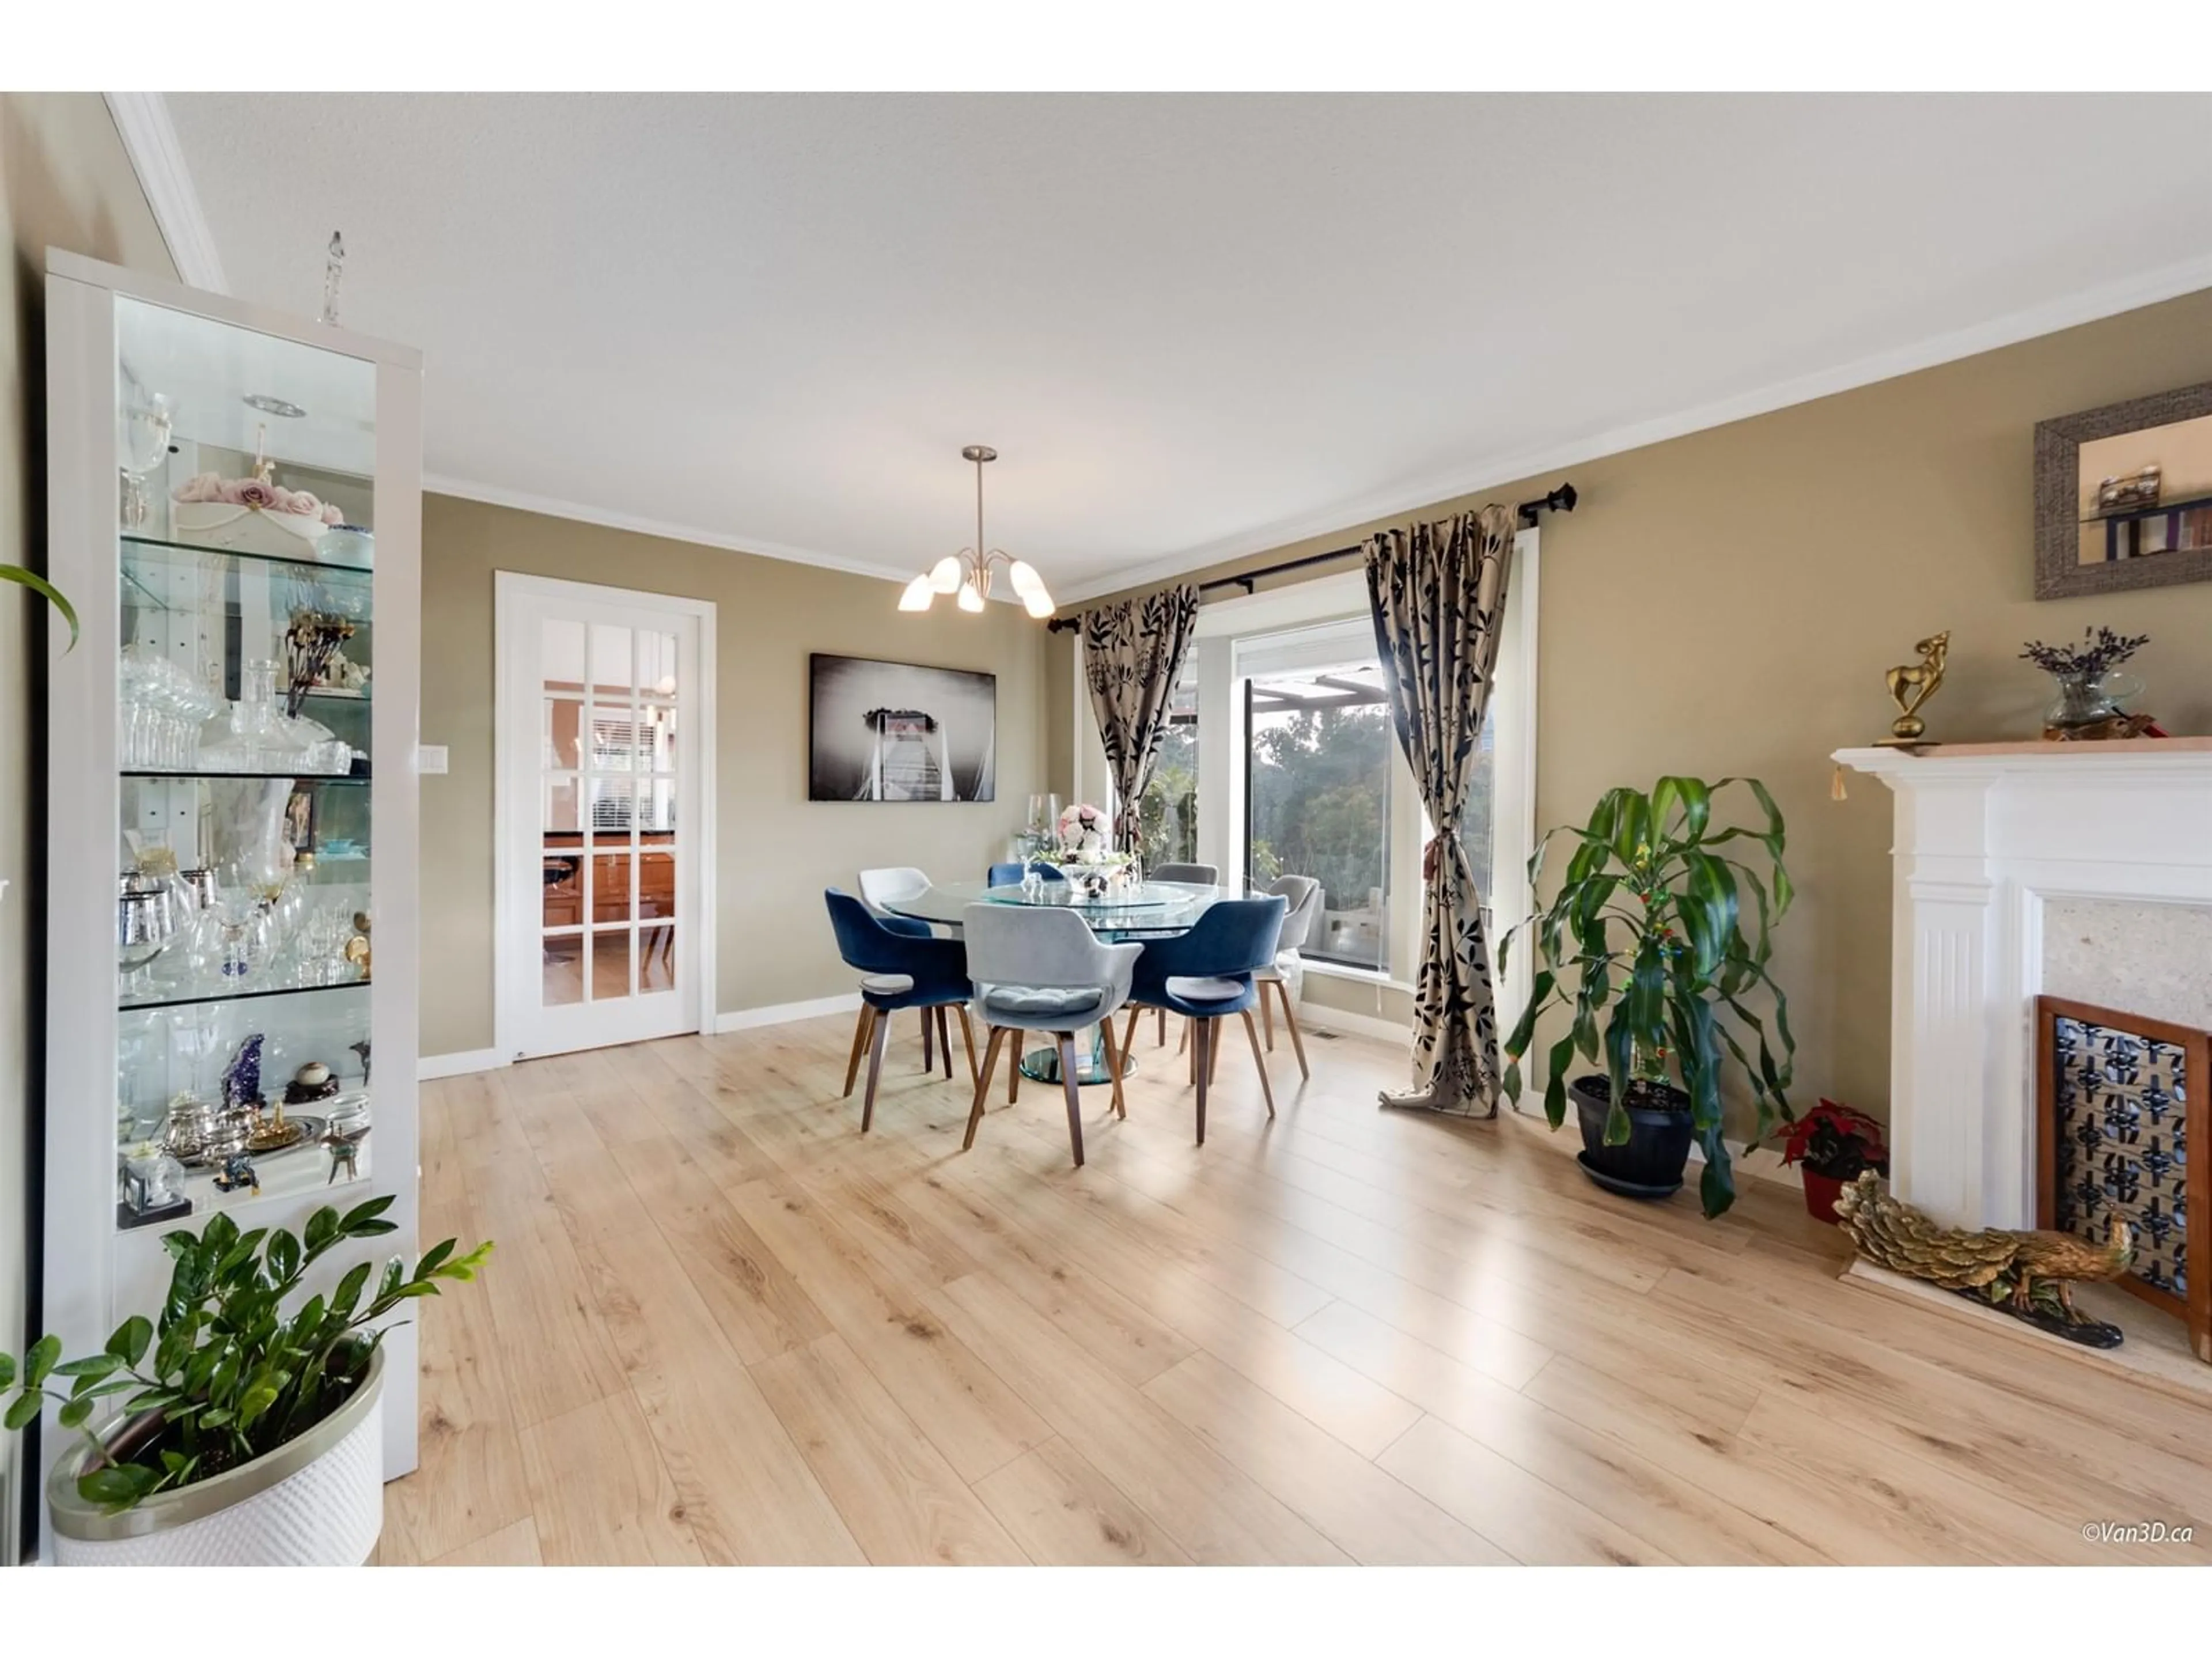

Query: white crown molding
<box><xmin>1055</xmin><ymin>246</ymin><xmax>2212</xmax><ymax>605</ymax></box>
<box><xmin>104</xmin><ymin>92</ymin><xmax>228</xmax><ymax>294</ymax></box>
<box><xmin>423</xmin><ymin>473</ymin><xmax>921</xmax><ymax>588</ymax></box>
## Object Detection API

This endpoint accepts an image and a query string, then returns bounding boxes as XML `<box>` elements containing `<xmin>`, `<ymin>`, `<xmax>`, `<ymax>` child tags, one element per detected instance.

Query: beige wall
<box><xmin>1</xmin><ymin>94</ymin><xmax>175</xmax><ymax>1563</ymax></box>
<box><xmin>1073</xmin><ymin>285</ymin><xmax>2212</xmax><ymax>1130</ymax></box>
<box><xmin>418</xmin><ymin>494</ymin><xmax>1052</xmax><ymax>1056</ymax></box>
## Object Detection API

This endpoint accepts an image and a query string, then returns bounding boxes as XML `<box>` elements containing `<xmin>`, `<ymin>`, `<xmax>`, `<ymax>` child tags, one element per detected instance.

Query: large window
<box><xmin>1136</xmin><ymin>657</ymin><xmax>1199</xmax><ymax>869</ymax></box>
<box><xmin>1241</xmin><ymin>623</ymin><xmax>1395</xmax><ymax>971</ymax></box>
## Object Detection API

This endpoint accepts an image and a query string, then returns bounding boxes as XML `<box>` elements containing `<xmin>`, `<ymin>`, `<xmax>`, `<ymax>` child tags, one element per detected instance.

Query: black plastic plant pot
<box><xmin>1571</xmin><ymin>1074</ymin><xmax>1694</xmax><ymax>1200</ymax></box>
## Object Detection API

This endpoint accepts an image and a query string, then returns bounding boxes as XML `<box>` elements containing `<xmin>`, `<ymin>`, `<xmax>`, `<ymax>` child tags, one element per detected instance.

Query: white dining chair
<box><xmin>1150</xmin><ymin>862</ymin><xmax>1218</xmax><ymax>885</ymax></box>
<box><xmin>960</xmin><ymin>903</ymin><xmax>1141</xmax><ymax>1166</ymax></box>
<box><xmin>856</xmin><ymin>865</ymin><xmax>945</xmax><ymax>1068</ymax></box>
<box><xmin>1254</xmin><ymin>874</ymin><xmax>1323</xmax><ymax>1081</ymax></box>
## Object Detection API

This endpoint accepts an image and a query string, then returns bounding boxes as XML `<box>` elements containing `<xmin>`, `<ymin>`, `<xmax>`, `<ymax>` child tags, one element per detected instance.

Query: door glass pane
<box><xmin>542</xmin><ymin>619</ymin><xmax>586</xmax><ymax>694</ymax></box>
<box><xmin>590</xmin><ymin>928</ymin><xmax>632</xmax><ymax>1000</ymax></box>
<box><xmin>589</xmin><ymin>624</ymin><xmax>632</xmax><ymax>698</ymax></box>
<box><xmin>588</xmin><ymin>705</ymin><xmax>642</xmax><ymax>772</ymax></box>
<box><xmin>542</xmin><ymin>856</ymin><xmax>584</xmax><ymax>928</ymax></box>
<box><xmin>638</xmin><ymin>849</ymin><xmax>676</xmax><ymax>920</ymax></box>
<box><xmin>639</xmin><ymin>703</ymin><xmax>676</xmax><ymax>773</ymax></box>
<box><xmin>640</xmin><ymin>923</ymin><xmax>676</xmax><ymax>994</ymax></box>
<box><xmin>1244</xmin><ymin>636</ymin><xmax>1391</xmax><ymax>972</ymax></box>
<box><xmin>586</xmin><ymin>777</ymin><xmax>634</xmax><ymax>836</ymax></box>
<box><xmin>543</xmin><ymin>934</ymin><xmax>584</xmax><ymax>1006</ymax></box>
<box><xmin>543</xmin><ymin>696</ymin><xmax>582</xmax><ymax>770</ymax></box>
<box><xmin>592</xmin><ymin>852</ymin><xmax>634</xmax><ymax>924</ymax></box>
<box><xmin>544</xmin><ymin>778</ymin><xmax>579</xmax><ymax>834</ymax></box>
<box><xmin>1139</xmin><ymin>657</ymin><xmax>1199</xmax><ymax>869</ymax></box>
<box><xmin>638</xmin><ymin>778</ymin><xmax>676</xmax><ymax>832</ymax></box>
<box><xmin>638</xmin><ymin>629</ymin><xmax>679</xmax><ymax>699</ymax></box>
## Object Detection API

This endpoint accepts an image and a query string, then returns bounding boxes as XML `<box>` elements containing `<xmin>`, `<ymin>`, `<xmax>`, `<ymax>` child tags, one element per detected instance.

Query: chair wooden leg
<box><xmin>861</xmin><ymin>1006</ymin><xmax>892</xmax><ymax>1133</ymax></box>
<box><xmin>1207</xmin><ymin>1017</ymin><xmax>1223</xmax><ymax>1086</ymax></box>
<box><xmin>1099</xmin><ymin>1013</ymin><xmax>1127</xmax><ymax>1119</ymax></box>
<box><xmin>921</xmin><ymin>1006</ymin><xmax>934</xmax><ymax>1073</ymax></box>
<box><xmin>956</xmin><ymin>1007</ymin><xmax>979</xmax><ymax>1088</ymax></box>
<box><xmin>938</xmin><ymin>1006</ymin><xmax>954</xmax><ymax>1080</ymax></box>
<box><xmin>842</xmin><ymin>1005</ymin><xmax>874</xmax><ymax>1098</ymax></box>
<box><xmin>1122</xmin><ymin>1005</ymin><xmax>1141</xmax><ymax>1064</ymax></box>
<box><xmin>1156</xmin><ymin>1006</ymin><xmax>1166</xmax><ymax>1047</ymax></box>
<box><xmin>964</xmin><ymin>1026</ymin><xmax>1008</xmax><ymax>1150</ymax></box>
<box><xmin>1009</xmin><ymin>1036</ymin><xmax>1022</xmax><ymax>1103</ymax></box>
<box><xmin>1278</xmin><ymin>983</ymin><xmax>1311</xmax><ymax>1082</ymax></box>
<box><xmin>1184</xmin><ymin>1018</ymin><xmax>1195</xmax><ymax>1082</ymax></box>
<box><xmin>1057</xmin><ymin>1032</ymin><xmax>1086</xmax><ymax>1167</ymax></box>
<box><xmin>1261</xmin><ymin>983</ymin><xmax>1274</xmax><ymax>1049</ymax></box>
<box><xmin>1240</xmin><ymin>1007</ymin><xmax>1277</xmax><ymax>1119</ymax></box>
<box><xmin>1194</xmin><ymin>1018</ymin><xmax>1210</xmax><ymax>1146</ymax></box>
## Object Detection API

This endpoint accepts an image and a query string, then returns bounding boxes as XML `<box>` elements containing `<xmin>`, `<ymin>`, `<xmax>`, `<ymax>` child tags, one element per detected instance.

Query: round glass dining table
<box><xmin>881</xmin><ymin>878</ymin><xmax>1229</xmax><ymax>1085</ymax></box>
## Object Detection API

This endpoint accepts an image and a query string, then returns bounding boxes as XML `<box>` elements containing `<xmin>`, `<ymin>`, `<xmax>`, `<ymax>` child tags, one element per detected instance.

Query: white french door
<box><xmin>498</xmin><ymin>574</ymin><xmax>713</xmax><ymax>1058</ymax></box>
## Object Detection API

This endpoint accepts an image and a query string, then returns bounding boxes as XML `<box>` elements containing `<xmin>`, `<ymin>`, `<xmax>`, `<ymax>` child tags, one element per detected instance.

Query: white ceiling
<box><xmin>162</xmin><ymin>93</ymin><xmax>2212</xmax><ymax>601</ymax></box>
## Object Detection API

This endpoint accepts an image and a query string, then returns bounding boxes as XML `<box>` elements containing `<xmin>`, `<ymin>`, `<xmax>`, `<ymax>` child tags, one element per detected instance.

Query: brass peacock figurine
<box><xmin>1834</xmin><ymin>1171</ymin><xmax>2135</xmax><ymax>1346</ymax></box>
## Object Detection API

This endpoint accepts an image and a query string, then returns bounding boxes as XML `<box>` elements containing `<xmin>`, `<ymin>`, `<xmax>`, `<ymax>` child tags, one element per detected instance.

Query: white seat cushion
<box><xmin>982</xmin><ymin>986</ymin><xmax>1104</xmax><ymax>1021</ymax></box>
<box><xmin>859</xmin><ymin>973</ymin><xmax>915</xmax><ymax>995</ymax></box>
<box><xmin>1166</xmin><ymin>975</ymin><xmax>1244</xmax><ymax>1002</ymax></box>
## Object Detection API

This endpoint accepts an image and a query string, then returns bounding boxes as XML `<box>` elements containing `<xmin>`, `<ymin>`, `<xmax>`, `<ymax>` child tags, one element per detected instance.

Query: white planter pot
<box><xmin>46</xmin><ymin>1347</ymin><xmax>384</xmax><ymax>1566</ymax></box>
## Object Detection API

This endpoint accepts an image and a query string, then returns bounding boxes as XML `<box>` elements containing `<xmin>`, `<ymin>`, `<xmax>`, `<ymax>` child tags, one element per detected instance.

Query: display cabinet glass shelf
<box><xmin>43</xmin><ymin>250</ymin><xmax>423</xmax><ymax>1501</ymax></box>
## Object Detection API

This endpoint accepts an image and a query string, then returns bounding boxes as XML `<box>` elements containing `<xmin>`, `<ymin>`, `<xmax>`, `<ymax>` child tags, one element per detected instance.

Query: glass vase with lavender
<box><xmin>2021</xmin><ymin>626</ymin><xmax>2150</xmax><ymax>736</ymax></box>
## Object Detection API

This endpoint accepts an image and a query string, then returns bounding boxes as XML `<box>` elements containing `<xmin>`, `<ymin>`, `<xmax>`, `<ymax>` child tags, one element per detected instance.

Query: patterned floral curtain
<box><xmin>1081</xmin><ymin>585</ymin><xmax>1202</xmax><ymax>851</ymax></box>
<box><xmin>1364</xmin><ymin>505</ymin><xmax>1517</xmax><ymax>1116</ymax></box>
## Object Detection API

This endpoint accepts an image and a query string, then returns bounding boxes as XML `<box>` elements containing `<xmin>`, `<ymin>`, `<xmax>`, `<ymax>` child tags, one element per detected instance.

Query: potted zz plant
<box><xmin>1</xmin><ymin>1196</ymin><xmax>490</xmax><ymax>1566</ymax></box>
<box><xmin>1501</xmin><ymin>775</ymin><xmax>1795</xmax><ymax>1217</ymax></box>
<box><xmin>1775</xmin><ymin>1100</ymin><xmax>1888</xmax><ymax>1224</ymax></box>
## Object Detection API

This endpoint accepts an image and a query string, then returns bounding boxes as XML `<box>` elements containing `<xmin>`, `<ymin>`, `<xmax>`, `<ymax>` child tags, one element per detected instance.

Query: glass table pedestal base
<box><xmin>1018</xmin><ymin>1020</ymin><xmax>1138</xmax><ymax>1086</ymax></box>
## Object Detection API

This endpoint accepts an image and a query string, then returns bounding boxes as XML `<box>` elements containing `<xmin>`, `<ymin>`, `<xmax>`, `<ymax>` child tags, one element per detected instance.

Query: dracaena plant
<box><xmin>1499</xmin><ymin>775</ymin><xmax>1796</xmax><ymax>1218</ymax></box>
<box><xmin>1</xmin><ymin>1197</ymin><xmax>491</xmax><ymax>1512</ymax></box>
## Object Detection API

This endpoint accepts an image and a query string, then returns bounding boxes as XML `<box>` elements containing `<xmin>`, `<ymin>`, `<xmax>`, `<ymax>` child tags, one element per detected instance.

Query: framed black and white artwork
<box><xmin>808</xmin><ymin>653</ymin><xmax>997</xmax><ymax>802</ymax></box>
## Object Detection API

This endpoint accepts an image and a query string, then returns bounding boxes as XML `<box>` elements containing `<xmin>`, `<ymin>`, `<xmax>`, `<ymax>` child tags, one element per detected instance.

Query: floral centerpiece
<box><xmin>2020</xmin><ymin>626</ymin><xmax>2157</xmax><ymax>738</ymax></box>
<box><xmin>1773</xmin><ymin>1099</ymin><xmax>1888</xmax><ymax>1224</ymax></box>
<box><xmin>174</xmin><ymin>471</ymin><xmax>347</xmax><ymax>528</ymax></box>
<box><xmin>1054</xmin><ymin>801</ymin><xmax>1127</xmax><ymax>866</ymax></box>
<box><xmin>171</xmin><ymin>454</ymin><xmax>350</xmax><ymax>559</ymax></box>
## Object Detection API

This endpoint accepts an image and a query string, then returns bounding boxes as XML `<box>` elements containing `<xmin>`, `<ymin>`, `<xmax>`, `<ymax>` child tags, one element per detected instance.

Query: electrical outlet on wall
<box><xmin>418</xmin><ymin>744</ymin><xmax>449</xmax><ymax>775</ymax></box>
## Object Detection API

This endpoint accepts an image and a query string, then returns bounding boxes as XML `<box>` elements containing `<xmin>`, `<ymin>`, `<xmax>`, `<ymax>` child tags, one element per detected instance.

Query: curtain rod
<box><xmin>1044</xmin><ymin>482</ymin><xmax>1575</xmax><ymax>632</ymax></box>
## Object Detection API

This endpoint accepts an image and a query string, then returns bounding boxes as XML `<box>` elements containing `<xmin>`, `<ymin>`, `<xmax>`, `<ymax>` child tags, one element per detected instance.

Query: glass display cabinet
<box><xmin>42</xmin><ymin>251</ymin><xmax>422</xmax><ymax>1493</ymax></box>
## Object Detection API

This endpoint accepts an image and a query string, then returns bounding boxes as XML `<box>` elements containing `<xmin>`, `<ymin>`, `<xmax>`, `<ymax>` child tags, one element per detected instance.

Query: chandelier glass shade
<box><xmin>899</xmin><ymin>445</ymin><xmax>1055</xmax><ymax>620</ymax></box>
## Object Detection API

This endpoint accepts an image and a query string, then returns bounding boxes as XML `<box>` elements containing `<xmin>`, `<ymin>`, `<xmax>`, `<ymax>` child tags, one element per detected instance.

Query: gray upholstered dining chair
<box><xmin>1254</xmin><ymin>874</ymin><xmax>1323</xmax><ymax>1081</ymax></box>
<box><xmin>1150</xmin><ymin>862</ymin><xmax>1218</xmax><ymax>885</ymax></box>
<box><xmin>959</xmin><ymin>903</ymin><xmax>1141</xmax><ymax>1167</ymax></box>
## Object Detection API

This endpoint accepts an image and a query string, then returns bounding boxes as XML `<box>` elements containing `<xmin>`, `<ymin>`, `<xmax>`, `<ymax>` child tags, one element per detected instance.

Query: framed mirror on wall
<box><xmin>2035</xmin><ymin>380</ymin><xmax>2212</xmax><ymax>599</ymax></box>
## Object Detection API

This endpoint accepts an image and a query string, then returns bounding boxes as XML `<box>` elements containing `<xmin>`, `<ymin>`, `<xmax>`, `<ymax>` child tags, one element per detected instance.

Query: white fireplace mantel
<box><xmin>1836</xmin><ymin>740</ymin><xmax>2212</xmax><ymax>1232</ymax></box>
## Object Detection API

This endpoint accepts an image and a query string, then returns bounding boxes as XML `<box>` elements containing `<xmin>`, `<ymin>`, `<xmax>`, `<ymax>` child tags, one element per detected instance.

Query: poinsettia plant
<box><xmin>0</xmin><ymin>1196</ymin><xmax>490</xmax><ymax>1512</ymax></box>
<box><xmin>1774</xmin><ymin>1099</ymin><xmax>1888</xmax><ymax>1179</ymax></box>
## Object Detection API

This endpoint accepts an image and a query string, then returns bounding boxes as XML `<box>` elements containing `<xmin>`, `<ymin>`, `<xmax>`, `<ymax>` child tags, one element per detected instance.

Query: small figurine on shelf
<box><xmin>211</xmin><ymin>1151</ymin><xmax>260</xmax><ymax>1197</ymax></box>
<box><xmin>350</xmin><ymin>1039</ymin><xmax>372</xmax><ymax>1086</ymax></box>
<box><xmin>221</xmin><ymin>1035</ymin><xmax>267</xmax><ymax>1112</ymax></box>
<box><xmin>1876</xmin><ymin>631</ymin><xmax>1949</xmax><ymax>747</ymax></box>
<box><xmin>284</xmin><ymin>1060</ymin><xmax>341</xmax><ymax>1106</ymax></box>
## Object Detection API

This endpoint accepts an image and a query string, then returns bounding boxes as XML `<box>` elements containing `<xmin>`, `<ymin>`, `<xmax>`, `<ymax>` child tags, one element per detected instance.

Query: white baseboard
<box><xmin>1297</xmin><ymin>1004</ymin><xmax>1410</xmax><ymax>1046</ymax></box>
<box><xmin>713</xmin><ymin>992</ymin><xmax>861</xmax><ymax>1035</ymax></box>
<box><xmin>418</xmin><ymin>1048</ymin><xmax>509</xmax><ymax>1081</ymax></box>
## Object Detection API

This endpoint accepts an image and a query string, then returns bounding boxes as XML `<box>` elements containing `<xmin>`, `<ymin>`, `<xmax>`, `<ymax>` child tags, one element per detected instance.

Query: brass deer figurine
<box><xmin>1878</xmin><ymin>630</ymin><xmax>1950</xmax><ymax>747</ymax></box>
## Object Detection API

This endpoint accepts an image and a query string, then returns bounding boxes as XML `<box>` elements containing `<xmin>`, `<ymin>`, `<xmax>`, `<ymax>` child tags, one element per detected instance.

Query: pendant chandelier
<box><xmin>899</xmin><ymin>444</ymin><xmax>1055</xmax><ymax>619</ymax></box>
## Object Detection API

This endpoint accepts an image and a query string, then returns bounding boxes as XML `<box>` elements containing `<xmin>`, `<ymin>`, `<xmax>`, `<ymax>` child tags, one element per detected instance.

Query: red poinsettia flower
<box><xmin>1775</xmin><ymin>1099</ymin><xmax>1888</xmax><ymax>1176</ymax></box>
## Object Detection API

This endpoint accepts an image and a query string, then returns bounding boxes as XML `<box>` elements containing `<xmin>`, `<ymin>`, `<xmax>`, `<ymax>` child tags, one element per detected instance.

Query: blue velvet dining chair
<box><xmin>823</xmin><ymin>889</ymin><xmax>978</xmax><ymax>1131</ymax></box>
<box><xmin>1119</xmin><ymin>894</ymin><xmax>1287</xmax><ymax>1145</ymax></box>
<box><xmin>987</xmin><ymin>859</ymin><xmax>1063</xmax><ymax>887</ymax></box>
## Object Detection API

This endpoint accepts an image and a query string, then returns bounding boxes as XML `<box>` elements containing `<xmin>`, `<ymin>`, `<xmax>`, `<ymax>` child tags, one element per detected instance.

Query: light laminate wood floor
<box><xmin>376</xmin><ymin>1015</ymin><xmax>2212</xmax><ymax>1566</ymax></box>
